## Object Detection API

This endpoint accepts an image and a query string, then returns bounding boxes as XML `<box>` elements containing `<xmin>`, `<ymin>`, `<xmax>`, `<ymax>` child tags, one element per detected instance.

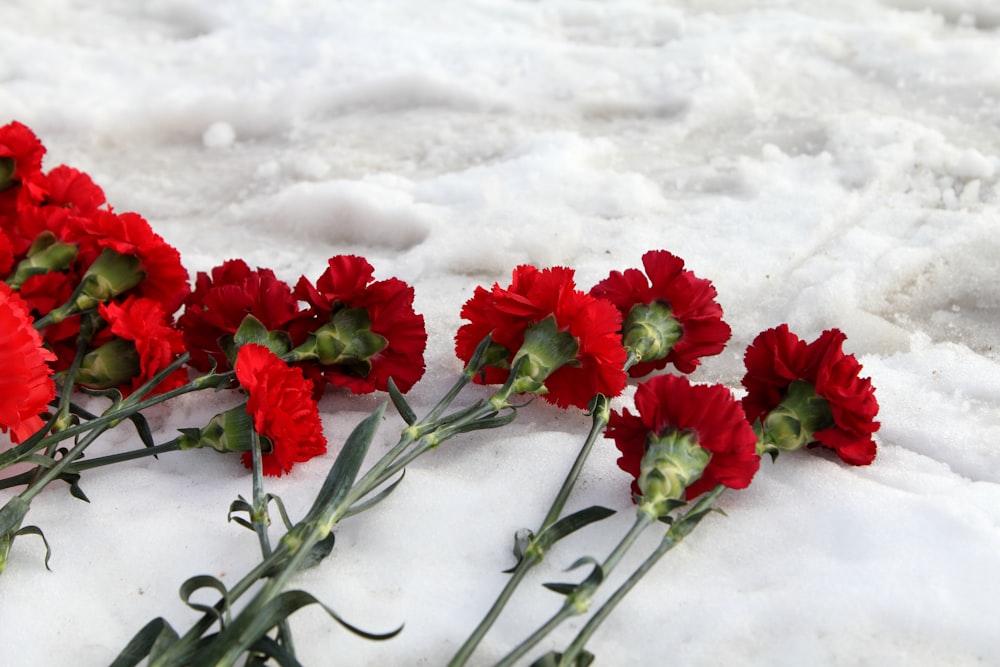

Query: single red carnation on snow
<box><xmin>180</xmin><ymin>259</ymin><xmax>300</xmax><ymax>372</ymax></box>
<box><xmin>590</xmin><ymin>250</ymin><xmax>731</xmax><ymax>376</ymax></box>
<box><xmin>455</xmin><ymin>264</ymin><xmax>627</xmax><ymax>409</ymax></box>
<box><xmin>235</xmin><ymin>344</ymin><xmax>328</xmax><ymax>476</ymax></box>
<box><xmin>291</xmin><ymin>255</ymin><xmax>426</xmax><ymax>396</ymax></box>
<box><xmin>75</xmin><ymin>209</ymin><xmax>190</xmax><ymax>314</ymax></box>
<box><xmin>607</xmin><ymin>374</ymin><xmax>759</xmax><ymax>501</ymax></box>
<box><xmin>79</xmin><ymin>297</ymin><xmax>188</xmax><ymax>397</ymax></box>
<box><xmin>0</xmin><ymin>282</ymin><xmax>56</xmax><ymax>443</ymax></box>
<box><xmin>742</xmin><ymin>324</ymin><xmax>879</xmax><ymax>465</ymax></box>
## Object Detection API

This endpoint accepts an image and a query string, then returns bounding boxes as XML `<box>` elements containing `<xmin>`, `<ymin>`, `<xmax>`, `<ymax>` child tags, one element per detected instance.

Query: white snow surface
<box><xmin>2</xmin><ymin>1</ymin><xmax>999</xmax><ymax>665</ymax></box>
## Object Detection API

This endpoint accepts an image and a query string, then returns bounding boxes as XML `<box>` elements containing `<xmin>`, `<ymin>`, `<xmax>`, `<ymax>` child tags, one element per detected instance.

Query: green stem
<box><xmin>493</xmin><ymin>511</ymin><xmax>655</xmax><ymax>667</ymax></box>
<box><xmin>448</xmin><ymin>396</ymin><xmax>610</xmax><ymax>667</ymax></box>
<box><xmin>0</xmin><ymin>362</ymin><xmax>231</xmax><ymax>470</ymax></box>
<box><xmin>557</xmin><ymin>485</ymin><xmax>726</xmax><ymax>666</ymax></box>
<box><xmin>447</xmin><ymin>554</ymin><xmax>540</xmax><ymax>667</ymax></box>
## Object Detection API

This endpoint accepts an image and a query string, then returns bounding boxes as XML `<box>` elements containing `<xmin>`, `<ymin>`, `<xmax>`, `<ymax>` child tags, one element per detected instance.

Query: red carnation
<box><xmin>235</xmin><ymin>344</ymin><xmax>328</xmax><ymax>476</ymax></box>
<box><xmin>0</xmin><ymin>282</ymin><xmax>56</xmax><ymax>443</ymax></box>
<box><xmin>180</xmin><ymin>259</ymin><xmax>300</xmax><ymax>372</ymax></box>
<box><xmin>43</xmin><ymin>165</ymin><xmax>106</xmax><ymax>215</ymax></box>
<box><xmin>76</xmin><ymin>297</ymin><xmax>188</xmax><ymax>397</ymax></box>
<box><xmin>607</xmin><ymin>374</ymin><xmax>759</xmax><ymax>504</ymax></box>
<box><xmin>0</xmin><ymin>230</ymin><xmax>12</xmax><ymax>276</ymax></box>
<box><xmin>0</xmin><ymin>121</ymin><xmax>48</xmax><ymax>216</ymax></box>
<box><xmin>75</xmin><ymin>209</ymin><xmax>190</xmax><ymax>314</ymax></box>
<box><xmin>742</xmin><ymin>324</ymin><xmax>878</xmax><ymax>465</ymax></box>
<box><xmin>290</xmin><ymin>255</ymin><xmax>426</xmax><ymax>396</ymax></box>
<box><xmin>455</xmin><ymin>264</ymin><xmax>627</xmax><ymax>409</ymax></box>
<box><xmin>591</xmin><ymin>250</ymin><xmax>731</xmax><ymax>376</ymax></box>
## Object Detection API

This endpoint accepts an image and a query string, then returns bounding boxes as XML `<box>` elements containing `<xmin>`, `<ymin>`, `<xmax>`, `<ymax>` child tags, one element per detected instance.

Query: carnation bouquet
<box><xmin>2</xmin><ymin>122</ymin><xmax>881</xmax><ymax>666</ymax></box>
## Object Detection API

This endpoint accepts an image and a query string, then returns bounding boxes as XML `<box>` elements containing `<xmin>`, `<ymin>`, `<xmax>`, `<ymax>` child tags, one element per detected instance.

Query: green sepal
<box><xmin>8</xmin><ymin>232</ymin><xmax>79</xmax><ymax>289</ymax></box>
<box><xmin>343</xmin><ymin>470</ymin><xmax>405</xmax><ymax>519</ymax></box>
<box><xmin>233</xmin><ymin>314</ymin><xmax>292</xmax><ymax>358</ymax></box>
<box><xmin>0</xmin><ymin>156</ymin><xmax>14</xmax><ymax>189</ymax></box>
<box><xmin>109</xmin><ymin>617</ymin><xmax>180</xmax><ymax>667</ymax></box>
<box><xmin>180</xmin><ymin>575</ymin><xmax>231</xmax><ymax>628</ymax></box>
<box><xmin>387</xmin><ymin>377</ymin><xmax>417</xmax><ymax>425</ymax></box>
<box><xmin>303</xmin><ymin>404</ymin><xmax>385</xmax><ymax>525</ymax></box>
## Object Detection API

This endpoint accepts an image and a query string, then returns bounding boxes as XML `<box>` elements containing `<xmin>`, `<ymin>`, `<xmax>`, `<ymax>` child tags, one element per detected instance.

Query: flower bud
<box><xmin>75</xmin><ymin>338</ymin><xmax>140</xmax><ymax>389</ymax></box>
<box><xmin>75</xmin><ymin>248</ymin><xmax>145</xmax><ymax>310</ymax></box>
<box><xmin>177</xmin><ymin>405</ymin><xmax>264</xmax><ymax>454</ymax></box>
<box><xmin>8</xmin><ymin>232</ymin><xmax>79</xmax><ymax>289</ymax></box>
<box><xmin>757</xmin><ymin>380</ymin><xmax>834</xmax><ymax>456</ymax></box>
<box><xmin>509</xmin><ymin>315</ymin><xmax>580</xmax><ymax>397</ymax></box>
<box><xmin>637</xmin><ymin>429</ymin><xmax>710</xmax><ymax>518</ymax></box>
<box><xmin>622</xmin><ymin>301</ymin><xmax>682</xmax><ymax>365</ymax></box>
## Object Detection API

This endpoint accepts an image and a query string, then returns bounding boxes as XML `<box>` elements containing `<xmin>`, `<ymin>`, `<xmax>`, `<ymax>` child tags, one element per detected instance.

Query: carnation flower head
<box><xmin>235</xmin><ymin>344</ymin><xmax>328</xmax><ymax>476</ymax></box>
<box><xmin>0</xmin><ymin>282</ymin><xmax>56</xmax><ymax>443</ymax></box>
<box><xmin>591</xmin><ymin>250</ymin><xmax>731</xmax><ymax>376</ymax></box>
<box><xmin>290</xmin><ymin>255</ymin><xmax>426</xmax><ymax>397</ymax></box>
<box><xmin>74</xmin><ymin>210</ymin><xmax>190</xmax><ymax>314</ymax></box>
<box><xmin>455</xmin><ymin>264</ymin><xmax>627</xmax><ymax>409</ymax></box>
<box><xmin>76</xmin><ymin>297</ymin><xmax>188</xmax><ymax>397</ymax></box>
<box><xmin>180</xmin><ymin>259</ymin><xmax>300</xmax><ymax>372</ymax></box>
<box><xmin>742</xmin><ymin>324</ymin><xmax>879</xmax><ymax>465</ymax></box>
<box><xmin>0</xmin><ymin>121</ymin><xmax>48</xmax><ymax>214</ymax></box>
<box><xmin>607</xmin><ymin>374</ymin><xmax>759</xmax><ymax>513</ymax></box>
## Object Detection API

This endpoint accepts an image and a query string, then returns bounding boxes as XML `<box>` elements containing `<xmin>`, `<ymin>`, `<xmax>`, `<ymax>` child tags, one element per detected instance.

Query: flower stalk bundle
<box><xmin>1</xmin><ymin>121</ymin><xmax>880</xmax><ymax>666</ymax></box>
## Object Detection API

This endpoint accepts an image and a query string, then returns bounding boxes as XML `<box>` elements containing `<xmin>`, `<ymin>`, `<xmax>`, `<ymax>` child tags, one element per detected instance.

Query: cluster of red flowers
<box><xmin>0</xmin><ymin>121</ymin><xmax>427</xmax><ymax>475</ymax></box>
<box><xmin>3</xmin><ymin>120</ymin><xmax>881</xmax><ymax>491</ymax></box>
<box><xmin>455</xmin><ymin>250</ymin><xmax>879</xmax><ymax>505</ymax></box>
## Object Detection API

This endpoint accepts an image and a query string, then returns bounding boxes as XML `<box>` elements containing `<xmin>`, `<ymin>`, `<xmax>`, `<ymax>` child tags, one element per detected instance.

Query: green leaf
<box><xmin>304</xmin><ymin>404</ymin><xmax>385</xmax><ymax>523</ymax></box>
<box><xmin>299</xmin><ymin>532</ymin><xmax>336</xmax><ymax>570</ymax></box>
<box><xmin>387</xmin><ymin>377</ymin><xmax>417</xmax><ymax>425</ymax></box>
<box><xmin>109</xmin><ymin>618</ymin><xmax>179</xmax><ymax>667</ymax></box>
<box><xmin>343</xmin><ymin>470</ymin><xmax>405</xmax><ymax>519</ymax></box>
<box><xmin>542</xmin><ymin>582</ymin><xmax>578</xmax><ymax>596</ymax></box>
<box><xmin>190</xmin><ymin>589</ymin><xmax>402</xmax><ymax>665</ymax></box>
<box><xmin>534</xmin><ymin>506</ymin><xmax>615</xmax><ymax>553</ymax></box>
<box><xmin>15</xmin><ymin>525</ymin><xmax>52</xmax><ymax>570</ymax></box>
<box><xmin>267</xmin><ymin>493</ymin><xmax>295</xmax><ymax>532</ymax></box>
<box><xmin>530</xmin><ymin>650</ymin><xmax>595</xmax><ymax>667</ymax></box>
<box><xmin>0</xmin><ymin>496</ymin><xmax>30</xmax><ymax>535</ymax></box>
<box><xmin>246</xmin><ymin>634</ymin><xmax>303</xmax><ymax>667</ymax></box>
<box><xmin>180</xmin><ymin>575</ymin><xmax>231</xmax><ymax>628</ymax></box>
<box><xmin>227</xmin><ymin>498</ymin><xmax>255</xmax><ymax>532</ymax></box>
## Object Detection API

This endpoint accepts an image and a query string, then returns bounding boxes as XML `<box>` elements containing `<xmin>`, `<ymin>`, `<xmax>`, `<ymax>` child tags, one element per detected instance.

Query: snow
<box><xmin>2</xmin><ymin>1</ymin><xmax>999</xmax><ymax>665</ymax></box>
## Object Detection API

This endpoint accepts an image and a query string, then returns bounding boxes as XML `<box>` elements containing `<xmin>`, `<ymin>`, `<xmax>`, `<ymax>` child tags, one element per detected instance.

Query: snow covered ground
<box><xmin>2</xmin><ymin>1</ymin><xmax>999</xmax><ymax>665</ymax></box>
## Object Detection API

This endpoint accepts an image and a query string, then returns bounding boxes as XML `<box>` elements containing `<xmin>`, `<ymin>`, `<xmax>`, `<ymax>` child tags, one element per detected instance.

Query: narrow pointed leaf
<box><xmin>15</xmin><ymin>525</ymin><xmax>52</xmax><ymax>570</ymax></box>
<box><xmin>304</xmin><ymin>404</ymin><xmax>385</xmax><ymax>522</ymax></box>
<box><xmin>299</xmin><ymin>532</ymin><xmax>336</xmax><ymax>570</ymax></box>
<box><xmin>542</xmin><ymin>582</ymin><xmax>578</xmax><ymax>596</ymax></box>
<box><xmin>179</xmin><ymin>575</ymin><xmax>231</xmax><ymax>627</ymax></box>
<box><xmin>246</xmin><ymin>635</ymin><xmax>303</xmax><ymax>667</ymax></box>
<box><xmin>343</xmin><ymin>470</ymin><xmax>405</xmax><ymax>519</ymax></box>
<box><xmin>109</xmin><ymin>618</ymin><xmax>179</xmax><ymax>667</ymax></box>
<box><xmin>387</xmin><ymin>377</ymin><xmax>417</xmax><ymax>425</ymax></box>
<box><xmin>266</xmin><ymin>493</ymin><xmax>295</xmax><ymax>532</ymax></box>
<box><xmin>535</xmin><ymin>506</ymin><xmax>615</xmax><ymax>551</ymax></box>
<box><xmin>192</xmin><ymin>589</ymin><xmax>401</xmax><ymax>665</ymax></box>
<box><xmin>0</xmin><ymin>497</ymin><xmax>30</xmax><ymax>535</ymax></box>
